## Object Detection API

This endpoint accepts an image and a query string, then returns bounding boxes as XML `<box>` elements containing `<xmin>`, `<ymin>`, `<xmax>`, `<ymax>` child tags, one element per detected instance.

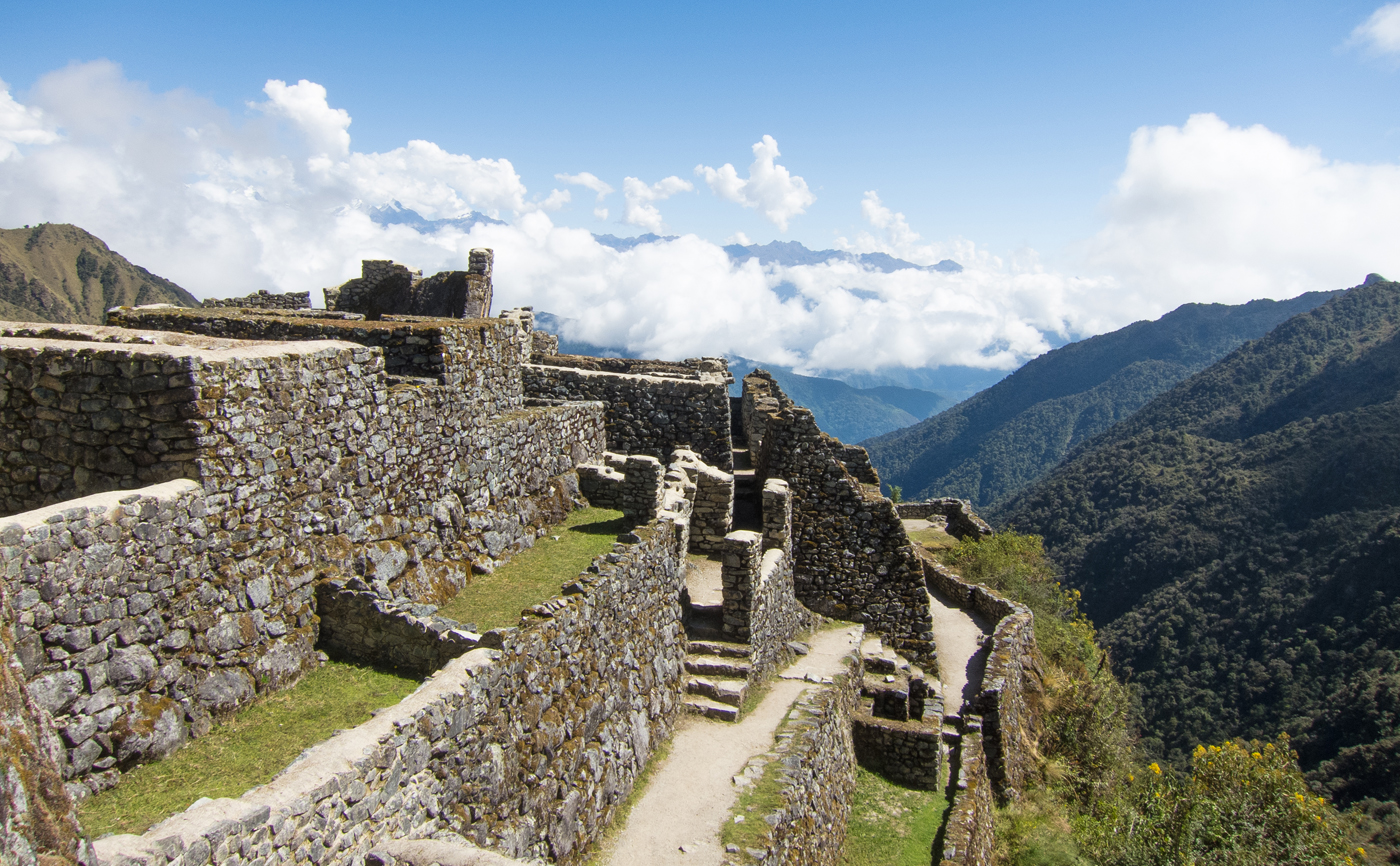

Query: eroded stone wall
<box><xmin>522</xmin><ymin>361</ymin><xmax>733</xmax><ymax>471</ymax></box>
<box><xmin>939</xmin><ymin>725</ymin><xmax>994</xmax><ymax>866</ymax></box>
<box><xmin>745</xmin><ymin>372</ymin><xmax>934</xmax><ymax>664</ymax></box>
<box><xmin>94</xmin><ymin>513</ymin><xmax>690</xmax><ymax>866</ymax></box>
<box><xmin>324</xmin><ymin>254</ymin><xmax>493</xmax><ymax>321</ymax></box>
<box><xmin>202</xmin><ymin>291</ymin><xmax>311</xmax><ymax>311</ymax></box>
<box><xmin>896</xmin><ymin>500</ymin><xmax>993</xmax><ymax>540</ymax></box>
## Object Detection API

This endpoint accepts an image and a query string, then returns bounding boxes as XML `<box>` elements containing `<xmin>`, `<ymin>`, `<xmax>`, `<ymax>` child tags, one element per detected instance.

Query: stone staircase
<box><xmin>682</xmin><ymin>639</ymin><xmax>753</xmax><ymax>721</ymax></box>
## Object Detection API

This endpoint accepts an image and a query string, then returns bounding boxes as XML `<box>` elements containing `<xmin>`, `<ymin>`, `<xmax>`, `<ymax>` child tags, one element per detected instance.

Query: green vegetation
<box><xmin>939</xmin><ymin>533</ymin><xmax>1368</xmax><ymax>865</ymax></box>
<box><xmin>863</xmin><ymin>291</ymin><xmax>1339</xmax><ymax>511</ymax></box>
<box><xmin>79</xmin><ymin>661</ymin><xmax>419</xmax><ymax>838</ymax></box>
<box><xmin>999</xmin><ymin>280</ymin><xmax>1400</xmax><ymax>863</ymax></box>
<box><xmin>0</xmin><ymin>223</ymin><xmax>199</xmax><ymax>324</ymax></box>
<box><xmin>436</xmin><ymin>507</ymin><xmax>628</xmax><ymax>629</ymax></box>
<box><xmin>836</xmin><ymin>767</ymin><xmax>947</xmax><ymax>866</ymax></box>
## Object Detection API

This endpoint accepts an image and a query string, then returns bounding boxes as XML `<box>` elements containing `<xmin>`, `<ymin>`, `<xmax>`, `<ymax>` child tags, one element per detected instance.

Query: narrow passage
<box><xmin>927</xmin><ymin>587</ymin><xmax>993</xmax><ymax>714</ymax></box>
<box><xmin>604</xmin><ymin>626</ymin><xmax>863</xmax><ymax>866</ymax></box>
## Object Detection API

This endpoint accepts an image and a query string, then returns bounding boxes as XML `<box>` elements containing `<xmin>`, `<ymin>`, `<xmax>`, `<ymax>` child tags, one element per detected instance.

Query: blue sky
<box><xmin>2</xmin><ymin>1</ymin><xmax>1399</xmax><ymax>372</ymax></box>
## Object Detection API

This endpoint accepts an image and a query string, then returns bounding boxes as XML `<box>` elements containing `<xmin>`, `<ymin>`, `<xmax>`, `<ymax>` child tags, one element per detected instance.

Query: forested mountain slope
<box><xmin>1000</xmin><ymin>277</ymin><xmax>1400</xmax><ymax>813</ymax></box>
<box><xmin>862</xmin><ymin>291</ymin><xmax>1338</xmax><ymax>510</ymax></box>
<box><xmin>0</xmin><ymin>224</ymin><xmax>197</xmax><ymax>323</ymax></box>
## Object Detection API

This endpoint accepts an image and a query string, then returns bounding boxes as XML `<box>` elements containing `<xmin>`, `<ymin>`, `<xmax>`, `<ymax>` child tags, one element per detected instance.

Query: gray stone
<box><xmin>109</xmin><ymin>645</ymin><xmax>158</xmax><ymax>694</ymax></box>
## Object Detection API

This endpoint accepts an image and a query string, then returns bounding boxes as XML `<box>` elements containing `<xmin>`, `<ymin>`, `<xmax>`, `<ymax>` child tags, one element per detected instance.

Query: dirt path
<box><xmin>927</xmin><ymin>586</ymin><xmax>994</xmax><ymax>713</ymax></box>
<box><xmin>604</xmin><ymin>625</ymin><xmax>863</xmax><ymax>866</ymax></box>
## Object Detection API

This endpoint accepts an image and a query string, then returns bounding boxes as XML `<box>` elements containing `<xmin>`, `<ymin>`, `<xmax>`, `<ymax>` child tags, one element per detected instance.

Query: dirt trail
<box><xmin>603</xmin><ymin>626</ymin><xmax>863</xmax><ymax>866</ymax></box>
<box><xmin>927</xmin><ymin>586</ymin><xmax>994</xmax><ymax>713</ymax></box>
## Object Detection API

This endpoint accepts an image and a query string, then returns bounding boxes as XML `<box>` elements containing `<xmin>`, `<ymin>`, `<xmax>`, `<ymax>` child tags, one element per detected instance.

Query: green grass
<box><xmin>436</xmin><ymin>507</ymin><xmax>629</xmax><ymax>630</ymax></box>
<box><xmin>905</xmin><ymin>525</ymin><xmax>959</xmax><ymax>551</ymax></box>
<box><xmin>79</xmin><ymin>661</ymin><xmax>419</xmax><ymax>838</ymax></box>
<box><xmin>837</xmin><ymin>767</ymin><xmax>949</xmax><ymax>866</ymax></box>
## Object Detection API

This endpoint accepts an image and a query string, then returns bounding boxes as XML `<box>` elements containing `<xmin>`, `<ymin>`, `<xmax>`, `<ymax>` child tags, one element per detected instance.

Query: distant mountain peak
<box><xmin>724</xmin><ymin>239</ymin><xmax>961</xmax><ymax>274</ymax></box>
<box><xmin>367</xmin><ymin>201</ymin><xmax>506</xmax><ymax>233</ymax></box>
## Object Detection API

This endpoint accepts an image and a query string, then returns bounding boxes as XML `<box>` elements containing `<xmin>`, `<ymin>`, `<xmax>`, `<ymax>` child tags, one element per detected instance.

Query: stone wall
<box><xmin>0</xmin><ymin>326</ymin><xmax>606</xmax><ymax>795</ymax></box>
<box><xmin>939</xmin><ymin>724</ymin><xmax>994</xmax><ymax>866</ymax></box>
<box><xmin>522</xmin><ymin>360</ymin><xmax>734</xmax><ymax>471</ymax></box>
<box><xmin>315</xmin><ymin>579</ymin><xmax>482</xmax><ymax>678</ymax></box>
<box><xmin>717</xmin><ymin>527</ymin><xmax>818</xmax><ymax>681</ymax></box>
<box><xmin>761</xmin><ymin>478</ymin><xmax>792</xmax><ymax>555</ymax></box>
<box><xmin>202</xmin><ymin>291</ymin><xmax>311</xmax><ymax>311</ymax></box>
<box><xmin>853</xmin><ymin>637</ymin><xmax>942</xmax><ymax>790</ymax></box>
<box><xmin>0</xmin><ymin>583</ymin><xmax>95</xmax><ymax>866</ymax></box>
<box><xmin>324</xmin><ymin>254</ymin><xmax>493</xmax><ymax>321</ymax></box>
<box><xmin>721</xmin><ymin>640</ymin><xmax>860</xmax><ymax>866</ymax></box>
<box><xmin>2</xmin><ymin>480</ymin><xmax>319</xmax><ymax>798</ymax></box>
<box><xmin>670</xmin><ymin>450</ymin><xmax>732</xmax><ymax>554</ymax></box>
<box><xmin>745</xmin><ymin>372</ymin><xmax>934</xmax><ymax>665</ymax></box>
<box><xmin>577</xmin><ymin>453</ymin><xmax>664</xmax><ymax>521</ymax></box>
<box><xmin>94</xmin><ymin>512</ymin><xmax>690</xmax><ymax>866</ymax></box>
<box><xmin>104</xmin><ymin>308</ymin><xmax>528</xmax><ymax>388</ymax></box>
<box><xmin>896</xmin><ymin>501</ymin><xmax>993</xmax><ymax>541</ymax></box>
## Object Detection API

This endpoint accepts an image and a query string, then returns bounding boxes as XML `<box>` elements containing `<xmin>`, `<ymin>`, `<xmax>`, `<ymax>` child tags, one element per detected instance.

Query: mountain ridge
<box><xmin>863</xmin><ymin>290</ymin><xmax>1341</xmax><ymax>510</ymax></box>
<box><xmin>0</xmin><ymin>224</ymin><xmax>198</xmax><ymax>324</ymax></box>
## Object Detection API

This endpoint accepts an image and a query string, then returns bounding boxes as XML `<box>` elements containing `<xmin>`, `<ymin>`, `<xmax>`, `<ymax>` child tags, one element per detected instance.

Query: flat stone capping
<box><xmin>0</xmin><ymin>478</ymin><xmax>200</xmax><ymax>535</ymax></box>
<box><xmin>94</xmin><ymin>648</ymin><xmax>502</xmax><ymax>865</ymax></box>
<box><xmin>0</xmin><ymin>326</ymin><xmax>364</xmax><ymax>362</ymax></box>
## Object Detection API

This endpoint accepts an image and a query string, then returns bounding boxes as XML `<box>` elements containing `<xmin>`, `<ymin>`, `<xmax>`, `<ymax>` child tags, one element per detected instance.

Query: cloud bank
<box><xmin>1</xmin><ymin>65</ymin><xmax>1397</xmax><ymax>376</ymax></box>
<box><xmin>1351</xmin><ymin>3</ymin><xmax>1400</xmax><ymax>56</ymax></box>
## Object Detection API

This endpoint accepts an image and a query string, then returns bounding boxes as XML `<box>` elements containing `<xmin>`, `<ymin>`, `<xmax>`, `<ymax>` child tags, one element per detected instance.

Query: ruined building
<box><xmin>0</xmin><ymin>253</ymin><xmax>1041</xmax><ymax>866</ymax></box>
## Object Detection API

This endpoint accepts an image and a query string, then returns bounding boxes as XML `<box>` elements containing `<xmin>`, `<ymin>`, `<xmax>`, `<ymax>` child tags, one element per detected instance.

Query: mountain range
<box><xmin>0</xmin><ymin>224</ymin><xmax>198</xmax><ymax>324</ymax></box>
<box><xmin>862</xmin><ymin>290</ymin><xmax>1340</xmax><ymax>510</ymax></box>
<box><xmin>999</xmin><ymin>276</ymin><xmax>1400</xmax><ymax>825</ymax></box>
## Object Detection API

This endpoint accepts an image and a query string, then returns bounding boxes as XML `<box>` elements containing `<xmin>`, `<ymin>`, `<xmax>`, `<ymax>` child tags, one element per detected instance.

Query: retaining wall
<box><xmin>896</xmin><ymin>501</ymin><xmax>993</xmax><ymax>541</ymax></box>
<box><xmin>0</xmin><ymin>583</ymin><xmax>95</xmax><ymax>866</ymax></box>
<box><xmin>939</xmin><ymin>724</ymin><xmax>994</xmax><ymax>866</ymax></box>
<box><xmin>522</xmin><ymin>360</ymin><xmax>733</xmax><ymax>471</ymax></box>
<box><xmin>0</xmin><ymin>329</ymin><xmax>605</xmax><ymax>796</ymax></box>
<box><xmin>721</xmin><ymin>639</ymin><xmax>861</xmax><ymax>866</ymax></box>
<box><xmin>95</xmin><ymin>512</ymin><xmax>689</xmax><ymax>866</ymax></box>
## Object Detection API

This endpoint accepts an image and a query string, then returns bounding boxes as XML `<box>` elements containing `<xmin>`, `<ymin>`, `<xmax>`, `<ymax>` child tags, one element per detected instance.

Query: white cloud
<box><xmin>0</xmin><ymin>79</ymin><xmax>59</xmax><ymax>162</ymax></box>
<box><xmin>556</xmin><ymin>171</ymin><xmax>614</xmax><ymax>200</ymax></box>
<box><xmin>696</xmin><ymin>135</ymin><xmax>815</xmax><ymax>231</ymax></box>
<box><xmin>257</xmin><ymin>79</ymin><xmax>351</xmax><ymax>157</ymax></box>
<box><xmin>1083</xmin><ymin>112</ymin><xmax>1400</xmax><ymax>311</ymax></box>
<box><xmin>1350</xmin><ymin>3</ymin><xmax>1400</xmax><ymax>56</ymax></box>
<box><xmin>621</xmin><ymin>175</ymin><xmax>693</xmax><ymax>232</ymax></box>
<box><xmin>1</xmin><ymin>65</ymin><xmax>1395</xmax><ymax>379</ymax></box>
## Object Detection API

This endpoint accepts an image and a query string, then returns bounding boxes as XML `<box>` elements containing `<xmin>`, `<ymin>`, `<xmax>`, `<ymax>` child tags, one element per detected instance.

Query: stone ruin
<box><xmin>0</xmin><ymin>250</ymin><xmax>1041</xmax><ymax>866</ymax></box>
<box><xmin>323</xmin><ymin>251</ymin><xmax>493</xmax><ymax>321</ymax></box>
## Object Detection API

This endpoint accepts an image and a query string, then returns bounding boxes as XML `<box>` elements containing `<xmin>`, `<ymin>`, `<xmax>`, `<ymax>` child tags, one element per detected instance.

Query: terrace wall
<box><xmin>94</xmin><ymin>512</ymin><xmax>691</xmax><ymax>866</ymax></box>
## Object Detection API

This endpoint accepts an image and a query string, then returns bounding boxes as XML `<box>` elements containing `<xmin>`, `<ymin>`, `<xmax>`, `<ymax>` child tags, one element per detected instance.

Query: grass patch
<box><xmin>79</xmin><ymin>661</ymin><xmax>419</xmax><ymax>838</ymax></box>
<box><xmin>837</xmin><ymin>766</ymin><xmax>948</xmax><ymax>866</ymax></box>
<box><xmin>720</xmin><ymin>740</ymin><xmax>791</xmax><ymax>858</ymax></box>
<box><xmin>906</xmin><ymin>525</ymin><xmax>959</xmax><ymax>551</ymax></box>
<box><xmin>437</xmin><ymin>507</ymin><xmax>628</xmax><ymax>630</ymax></box>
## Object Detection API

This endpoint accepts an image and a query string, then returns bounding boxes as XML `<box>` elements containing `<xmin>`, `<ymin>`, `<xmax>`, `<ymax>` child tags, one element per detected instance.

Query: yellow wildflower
<box><xmin>1150</xmin><ymin>762</ymin><xmax>1162</xmax><ymax>775</ymax></box>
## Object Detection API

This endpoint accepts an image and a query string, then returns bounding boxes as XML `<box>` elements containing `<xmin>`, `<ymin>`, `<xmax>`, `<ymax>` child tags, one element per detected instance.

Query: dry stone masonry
<box><xmin>202</xmin><ymin>291</ymin><xmax>311</xmax><ymax>311</ymax></box>
<box><xmin>0</xmin><ymin>247</ymin><xmax>1046</xmax><ymax>866</ymax></box>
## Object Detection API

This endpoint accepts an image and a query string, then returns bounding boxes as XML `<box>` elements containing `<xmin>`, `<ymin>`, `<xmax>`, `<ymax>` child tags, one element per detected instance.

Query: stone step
<box><xmin>685</xmin><ymin>654</ymin><xmax>752</xmax><ymax>678</ymax></box>
<box><xmin>686</xmin><ymin>639</ymin><xmax>752</xmax><ymax>659</ymax></box>
<box><xmin>683</xmin><ymin>695</ymin><xmax>740</xmax><ymax>722</ymax></box>
<box><xmin>685</xmin><ymin>623</ymin><xmax>727</xmax><ymax>642</ymax></box>
<box><xmin>685</xmin><ymin>674</ymin><xmax>747</xmax><ymax>707</ymax></box>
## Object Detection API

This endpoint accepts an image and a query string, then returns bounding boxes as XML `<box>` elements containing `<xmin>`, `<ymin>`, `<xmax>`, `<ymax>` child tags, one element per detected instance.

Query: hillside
<box><xmin>999</xmin><ymin>277</ymin><xmax>1400</xmax><ymax>817</ymax></box>
<box><xmin>862</xmin><ymin>291</ymin><xmax>1338</xmax><ymax>510</ymax></box>
<box><xmin>0</xmin><ymin>224</ymin><xmax>197</xmax><ymax>324</ymax></box>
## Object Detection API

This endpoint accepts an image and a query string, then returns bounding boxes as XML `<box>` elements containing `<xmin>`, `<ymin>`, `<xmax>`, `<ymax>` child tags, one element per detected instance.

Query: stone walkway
<box><xmin>604</xmin><ymin>625</ymin><xmax>863</xmax><ymax>866</ymax></box>
<box><xmin>927</xmin><ymin>586</ymin><xmax>993</xmax><ymax>713</ymax></box>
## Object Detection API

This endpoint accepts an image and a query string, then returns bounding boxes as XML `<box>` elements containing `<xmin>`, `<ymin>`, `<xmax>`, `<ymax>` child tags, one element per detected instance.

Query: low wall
<box><xmin>203</xmin><ymin>291</ymin><xmax>310</xmax><ymax>311</ymax></box>
<box><xmin>722</xmin><ymin>642</ymin><xmax>860</xmax><ymax>866</ymax></box>
<box><xmin>852</xmin><ymin>717</ymin><xmax>941</xmax><ymax>790</ymax></box>
<box><xmin>578</xmin><ymin>453</ymin><xmax>664</xmax><ymax>520</ymax></box>
<box><xmin>896</xmin><ymin>501</ymin><xmax>993</xmax><ymax>540</ymax></box>
<box><xmin>315</xmin><ymin>579</ymin><xmax>482</xmax><ymax>677</ymax></box>
<box><xmin>671</xmin><ymin>451</ymin><xmax>731</xmax><ymax>554</ymax></box>
<box><xmin>939</xmin><ymin>723</ymin><xmax>994</xmax><ymax>866</ymax></box>
<box><xmin>95</xmin><ymin>512</ymin><xmax>690</xmax><ymax>866</ymax></box>
<box><xmin>522</xmin><ymin>362</ymin><xmax>733</xmax><ymax>471</ymax></box>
